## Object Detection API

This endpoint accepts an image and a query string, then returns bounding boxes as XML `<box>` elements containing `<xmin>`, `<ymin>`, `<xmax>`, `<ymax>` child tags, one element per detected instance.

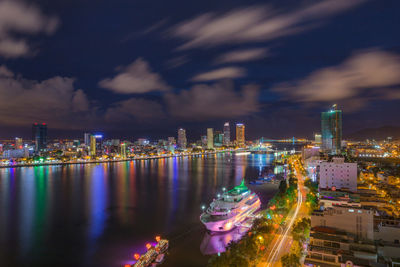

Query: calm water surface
<box><xmin>0</xmin><ymin>153</ymin><xmax>279</xmax><ymax>267</ymax></box>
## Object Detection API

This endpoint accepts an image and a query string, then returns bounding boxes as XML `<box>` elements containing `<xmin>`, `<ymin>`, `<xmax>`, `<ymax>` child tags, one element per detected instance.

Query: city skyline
<box><xmin>0</xmin><ymin>0</ymin><xmax>399</xmax><ymax>139</ymax></box>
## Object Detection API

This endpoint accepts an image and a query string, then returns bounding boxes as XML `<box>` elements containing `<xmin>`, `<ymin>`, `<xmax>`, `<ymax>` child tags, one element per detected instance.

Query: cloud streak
<box><xmin>191</xmin><ymin>67</ymin><xmax>246</xmax><ymax>82</ymax></box>
<box><xmin>99</xmin><ymin>58</ymin><xmax>170</xmax><ymax>94</ymax></box>
<box><xmin>170</xmin><ymin>0</ymin><xmax>365</xmax><ymax>49</ymax></box>
<box><xmin>215</xmin><ymin>48</ymin><xmax>268</xmax><ymax>64</ymax></box>
<box><xmin>272</xmin><ymin>49</ymin><xmax>400</xmax><ymax>110</ymax></box>
<box><xmin>0</xmin><ymin>0</ymin><xmax>59</xmax><ymax>58</ymax></box>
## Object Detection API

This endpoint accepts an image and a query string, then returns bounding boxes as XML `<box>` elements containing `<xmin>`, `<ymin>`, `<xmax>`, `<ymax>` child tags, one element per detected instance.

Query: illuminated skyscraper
<box><xmin>90</xmin><ymin>135</ymin><xmax>96</xmax><ymax>157</ymax></box>
<box><xmin>177</xmin><ymin>128</ymin><xmax>187</xmax><ymax>149</ymax></box>
<box><xmin>207</xmin><ymin>128</ymin><xmax>214</xmax><ymax>149</ymax></box>
<box><xmin>214</xmin><ymin>131</ymin><xmax>223</xmax><ymax>147</ymax></box>
<box><xmin>321</xmin><ymin>105</ymin><xmax>342</xmax><ymax>154</ymax></box>
<box><xmin>314</xmin><ymin>133</ymin><xmax>322</xmax><ymax>145</ymax></box>
<box><xmin>223</xmin><ymin>122</ymin><xmax>230</xmax><ymax>145</ymax></box>
<box><xmin>32</xmin><ymin>123</ymin><xmax>47</xmax><ymax>153</ymax></box>
<box><xmin>15</xmin><ymin>137</ymin><xmax>23</xmax><ymax>149</ymax></box>
<box><xmin>84</xmin><ymin>133</ymin><xmax>91</xmax><ymax>146</ymax></box>
<box><xmin>236</xmin><ymin>123</ymin><xmax>245</xmax><ymax>147</ymax></box>
<box><xmin>120</xmin><ymin>143</ymin><xmax>127</xmax><ymax>158</ymax></box>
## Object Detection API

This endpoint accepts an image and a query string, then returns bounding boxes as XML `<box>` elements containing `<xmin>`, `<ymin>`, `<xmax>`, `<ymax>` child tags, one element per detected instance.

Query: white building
<box><xmin>319</xmin><ymin>158</ymin><xmax>357</xmax><ymax>192</ymax></box>
<box><xmin>311</xmin><ymin>206</ymin><xmax>374</xmax><ymax>241</ymax></box>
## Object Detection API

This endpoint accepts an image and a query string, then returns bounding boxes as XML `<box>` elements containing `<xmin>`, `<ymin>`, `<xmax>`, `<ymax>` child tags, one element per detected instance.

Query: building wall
<box><xmin>311</xmin><ymin>207</ymin><xmax>374</xmax><ymax>241</ymax></box>
<box><xmin>319</xmin><ymin>159</ymin><xmax>357</xmax><ymax>192</ymax></box>
<box><xmin>207</xmin><ymin>128</ymin><xmax>214</xmax><ymax>149</ymax></box>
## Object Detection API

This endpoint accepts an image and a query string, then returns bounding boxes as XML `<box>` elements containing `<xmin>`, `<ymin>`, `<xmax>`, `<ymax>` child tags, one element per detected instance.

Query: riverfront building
<box><xmin>321</xmin><ymin>105</ymin><xmax>342</xmax><ymax>155</ymax></box>
<box><xmin>32</xmin><ymin>123</ymin><xmax>47</xmax><ymax>153</ymax></box>
<box><xmin>223</xmin><ymin>122</ymin><xmax>230</xmax><ymax>145</ymax></box>
<box><xmin>207</xmin><ymin>128</ymin><xmax>214</xmax><ymax>149</ymax></box>
<box><xmin>236</xmin><ymin>123</ymin><xmax>245</xmax><ymax>147</ymax></box>
<box><xmin>177</xmin><ymin>128</ymin><xmax>187</xmax><ymax>149</ymax></box>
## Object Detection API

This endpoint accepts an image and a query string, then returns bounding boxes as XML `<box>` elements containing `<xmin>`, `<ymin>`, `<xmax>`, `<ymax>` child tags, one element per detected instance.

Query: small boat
<box><xmin>129</xmin><ymin>236</ymin><xmax>169</xmax><ymax>267</ymax></box>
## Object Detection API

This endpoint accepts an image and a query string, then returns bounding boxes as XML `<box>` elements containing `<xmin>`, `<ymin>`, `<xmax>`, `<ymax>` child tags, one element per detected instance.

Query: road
<box><xmin>261</xmin><ymin>158</ymin><xmax>308</xmax><ymax>267</ymax></box>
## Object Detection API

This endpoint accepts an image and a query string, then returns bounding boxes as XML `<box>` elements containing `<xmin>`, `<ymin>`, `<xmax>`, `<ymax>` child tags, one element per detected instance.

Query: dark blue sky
<box><xmin>0</xmin><ymin>0</ymin><xmax>399</xmax><ymax>140</ymax></box>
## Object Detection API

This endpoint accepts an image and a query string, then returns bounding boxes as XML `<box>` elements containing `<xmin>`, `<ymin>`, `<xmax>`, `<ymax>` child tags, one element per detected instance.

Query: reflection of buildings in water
<box><xmin>200</xmin><ymin>227</ymin><xmax>247</xmax><ymax>255</ymax></box>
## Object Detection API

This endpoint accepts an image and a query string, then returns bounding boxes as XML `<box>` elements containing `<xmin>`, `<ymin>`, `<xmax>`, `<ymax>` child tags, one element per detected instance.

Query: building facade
<box><xmin>32</xmin><ymin>123</ymin><xmax>47</xmax><ymax>153</ymax></box>
<box><xmin>177</xmin><ymin>128</ymin><xmax>187</xmax><ymax>149</ymax></box>
<box><xmin>321</xmin><ymin>105</ymin><xmax>342</xmax><ymax>154</ymax></box>
<box><xmin>319</xmin><ymin>158</ymin><xmax>357</xmax><ymax>192</ymax></box>
<box><xmin>311</xmin><ymin>206</ymin><xmax>374</xmax><ymax>241</ymax></box>
<box><xmin>236</xmin><ymin>123</ymin><xmax>245</xmax><ymax>147</ymax></box>
<box><xmin>223</xmin><ymin>122</ymin><xmax>230</xmax><ymax>145</ymax></box>
<box><xmin>207</xmin><ymin>128</ymin><xmax>214</xmax><ymax>149</ymax></box>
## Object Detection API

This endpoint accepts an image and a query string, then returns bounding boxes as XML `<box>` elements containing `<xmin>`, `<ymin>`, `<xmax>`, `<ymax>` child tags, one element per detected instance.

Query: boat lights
<box><xmin>134</xmin><ymin>253</ymin><xmax>140</xmax><ymax>260</ymax></box>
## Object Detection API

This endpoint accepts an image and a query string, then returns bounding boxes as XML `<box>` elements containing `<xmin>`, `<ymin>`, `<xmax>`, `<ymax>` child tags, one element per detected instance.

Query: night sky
<box><xmin>0</xmin><ymin>0</ymin><xmax>399</xmax><ymax>140</ymax></box>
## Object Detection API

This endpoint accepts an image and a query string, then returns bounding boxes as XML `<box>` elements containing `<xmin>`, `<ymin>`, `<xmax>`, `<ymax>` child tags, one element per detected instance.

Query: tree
<box><xmin>279</xmin><ymin>180</ymin><xmax>287</xmax><ymax>195</ymax></box>
<box><xmin>292</xmin><ymin>218</ymin><xmax>311</xmax><ymax>243</ymax></box>
<box><xmin>281</xmin><ymin>253</ymin><xmax>300</xmax><ymax>267</ymax></box>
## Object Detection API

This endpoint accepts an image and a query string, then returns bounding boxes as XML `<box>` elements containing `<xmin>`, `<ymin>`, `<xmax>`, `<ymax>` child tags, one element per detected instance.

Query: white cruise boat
<box><xmin>200</xmin><ymin>180</ymin><xmax>261</xmax><ymax>232</ymax></box>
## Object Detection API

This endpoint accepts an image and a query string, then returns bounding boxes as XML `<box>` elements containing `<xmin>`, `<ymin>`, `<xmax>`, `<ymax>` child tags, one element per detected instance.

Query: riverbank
<box><xmin>0</xmin><ymin>150</ymin><xmax>232</xmax><ymax>169</ymax></box>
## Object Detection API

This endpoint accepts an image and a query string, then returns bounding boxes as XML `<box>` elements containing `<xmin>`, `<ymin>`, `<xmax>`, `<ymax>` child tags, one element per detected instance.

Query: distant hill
<box><xmin>346</xmin><ymin>126</ymin><xmax>400</xmax><ymax>141</ymax></box>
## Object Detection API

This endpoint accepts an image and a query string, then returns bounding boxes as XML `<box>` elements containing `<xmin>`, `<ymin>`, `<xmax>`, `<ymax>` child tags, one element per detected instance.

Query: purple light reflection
<box><xmin>200</xmin><ymin>226</ymin><xmax>248</xmax><ymax>255</ymax></box>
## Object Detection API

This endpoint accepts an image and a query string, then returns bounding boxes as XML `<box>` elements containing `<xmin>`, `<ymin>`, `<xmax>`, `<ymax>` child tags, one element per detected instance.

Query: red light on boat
<box><xmin>155</xmin><ymin>236</ymin><xmax>161</xmax><ymax>242</ymax></box>
<box><xmin>124</xmin><ymin>264</ymin><xmax>131</xmax><ymax>267</ymax></box>
<box><xmin>145</xmin><ymin>243</ymin><xmax>151</xmax><ymax>250</ymax></box>
<box><xmin>133</xmin><ymin>253</ymin><xmax>140</xmax><ymax>260</ymax></box>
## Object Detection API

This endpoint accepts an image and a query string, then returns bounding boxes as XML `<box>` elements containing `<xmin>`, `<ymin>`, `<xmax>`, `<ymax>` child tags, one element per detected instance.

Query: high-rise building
<box><xmin>120</xmin><ymin>143</ymin><xmax>127</xmax><ymax>158</ymax></box>
<box><xmin>90</xmin><ymin>135</ymin><xmax>96</xmax><ymax>157</ymax></box>
<box><xmin>177</xmin><ymin>128</ymin><xmax>187</xmax><ymax>149</ymax></box>
<box><xmin>15</xmin><ymin>137</ymin><xmax>23</xmax><ymax>149</ymax></box>
<box><xmin>201</xmin><ymin>135</ymin><xmax>207</xmax><ymax>147</ymax></box>
<box><xmin>84</xmin><ymin>133</ymin><xmax>91</xmax><ymax>146</ymax></box>
<box><xmin>223</xmin><ymin>122</ymin><xmax>230</xmax><ymax>145</ymax></box>
<box><xmin>314</xmin><ymin>133</ymin><xmax>322</xmax><ymax>145</ymax></box>
<box><xmin>236</xmin><ymin>123</ymin><xmax>245</xmax><ymax>146</ymax></box>
<box><xmin>32</xmin><ymin>123</ymin><xmax>47</xmax><ymax>153</ymax></box>
<box><xmin>207</xmin><ymin>128</ymin><xmax>214</xmax><ymax>149</ymax></box>
<box><xmin>214</xmin><ymin>131</ymin><xmax>223</xmax><ymax>147</ymax></box>
<box><xmin>321</xmin><ymin>105</ymin><xmax>342</xmax><ymax>154</ymax></box>
<box><xmin>167</xmin><ymin>137</ymin><xmax>176</xmax><ymax>146</ymax></box>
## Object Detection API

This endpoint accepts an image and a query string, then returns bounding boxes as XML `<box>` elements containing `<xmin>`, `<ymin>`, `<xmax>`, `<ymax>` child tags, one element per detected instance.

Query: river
<box><xmin>0</xmin><ymin>152</ymin><xmax>280</xmax><ymax>267</ymax></box>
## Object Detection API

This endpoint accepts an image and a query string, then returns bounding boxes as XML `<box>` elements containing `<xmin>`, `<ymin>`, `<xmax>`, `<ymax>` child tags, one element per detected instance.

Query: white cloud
<box><xmin>170</xmin><ymin>0</ymin><xmax>365</xmax><ymax>49</ymax></box>
<box><xmin>99</xmin><ymin>58</ymin><xmax>170</xmax><ymax>94</ymax></box>
<box><xmin>0</xmin><ymin>65</ymin><xmax>14</xmax><ymax>77</ymax></box>
<box><xmin>191</xmin><ymin>67</ymin><xmax>246</xmax><ymax>82</ymax></box>
<box><xmin>215</xmin><ymin>48</ymin><xmax>268</xmax><ymax>64</ymax></box>
<box><xmin>272</xmin><ymin>49</ymin><xmax>400</xmax><ymax>110</ymax></box>
<box><xmin>0</xmin><ymin>67</ymin><xmax>95</xmax><ymax>128</ymax></box>
<box><xmin>165</xmin><ymin>81</ymin><xmax>259</xmax><ymax>120</ymax></box>
<box><xmin>0</xmin><ymin>1</ymin><xmax>59</xmax><ymax>58</ymax></box>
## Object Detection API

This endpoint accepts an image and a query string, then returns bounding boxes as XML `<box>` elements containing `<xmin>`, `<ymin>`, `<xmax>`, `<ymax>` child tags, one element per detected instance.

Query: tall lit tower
<box><xmin>84</xmin><ymin>133</ymin><xmax>91</xmax><ymax>146</ymax></box>
<box><xmin>177</xmin><ymin>128</ymin><xmax>187</xmax><ymax>149</ymax></box>
<box><xmin>236</xmin><ymin>123</ymin><xmax>245</xmax><ymax>147</ymax></box>
<box><xmin>120</xmin><ymin>143</ymin><xmax>127</xmax><ymax>158</ymax></box>
<box><xmin>32</xmin><ymin>123</ymin><xmax>47</xmax><ymax>153</ymax></box>
<box><xmin>321</xmin><ymin>104</ymin><xmax>342</xmax><ymax>154</ymax></box>
<box><xmin>15</xmin><ymin>137</ymin><xmax>23</xmax><ymax>149</ymax></box>
<box><xmin>90</xmin><ymin>135</ymin><xmax>96</xmax><ymax>157</ymax></box>
<box><xmin>223</xmin><ymin>122</ymin><xmax>230</xmax><ymax>145</ymax></box>
<box><xmin>207</xmin><ymin>128</ymin><xmax>214</xmax><ymax>149</ymax></box>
